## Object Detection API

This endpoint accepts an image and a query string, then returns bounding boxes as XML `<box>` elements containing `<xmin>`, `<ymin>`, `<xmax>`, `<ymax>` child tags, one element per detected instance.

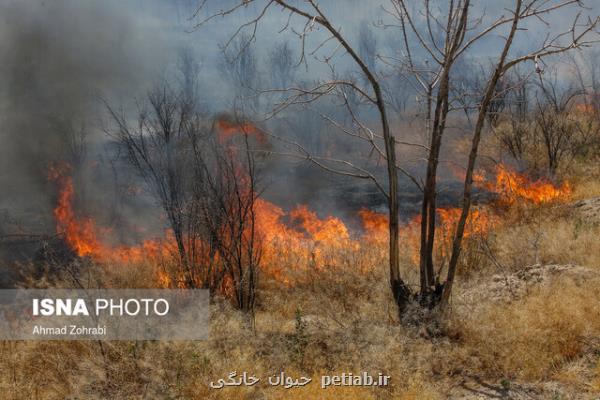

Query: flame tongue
<box><xmin>485</xmin><ymin>164</ymin><xmax>571</xmax><ymax>205</ymax></box>
<box><xmin>358</xmin><ymin>206</ymin><xmax>496</xmax><ymax>265</ymax></box>
<box><xmin>49</xmin><ymin>163</ymin><xmax>103</xmax><ymax>257</ymax></box>
<box><xmin>451</xmin><ymin>163</ymin><xmax>570</xmax><ymax>205</ymax></box>
<box><xmin>48</xmin><ymin>162</ymin><xmax>170</xmax><ymax>264</ymax></box>
<box><xmin>215</xmin><ymin>118</ymin><xmax>267</xmax><ymax>145</ymax></box>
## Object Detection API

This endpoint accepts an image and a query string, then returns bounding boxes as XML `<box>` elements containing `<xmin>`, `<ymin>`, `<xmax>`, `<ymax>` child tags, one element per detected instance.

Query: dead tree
<box><xmin>358</xmin><ymin>21</ymin><xmax>378</xmax><ymax>74</ymax></box>
<box><xmin>106</xmin><ymin>85</ymin><xmax>201</xmax><ymax>285</ymax></box>
<box><xmin>481</xmin><ymin>67</ymin><xmax>532</xmax><ymax>167</ymax></box>
<box><xmin>193</xmin><ymin>128</ymin><xmax>262</xmax><ymax>313</ymax></box>
<box><xmin>570</xmin><ymin>47</ymin><xmax>600</xmax><ymax>116</ymax></box>
<box><xmin>535</xmin><ymin>71</ymin><xmax>584</xmax><ymax>174</ymax></box>
<box><xmin>220</xmin><ymin>33</ymin><xmax>262</xmax><ymax>114</ymax></box>
<box><xmin>107</xmin><ymin>51</ymin><xmax>206</xmax><ymax>288</ymax></box>
<box><xmin>385</xmin><ymin>0</ymin><xmax>599</xmax><ymax>308</ymax></box>
<box><xmin>107</xmin><ymin>87</ymin><xmax>263</xmax><ymax>312</ymax></box>
<box><xmin>195</xmin><ymin>0</ymin><xmax>413</xmax><ymax>312</ymax></box>
<box><xmin>269</xmin><ymin>41</ymin><xmax>296</xmax><ymax>89</ymax></box>
<box><xmin>388</xmin><ymin>0</ymin><xmax>472</xmax><ymax>305</ymax></box>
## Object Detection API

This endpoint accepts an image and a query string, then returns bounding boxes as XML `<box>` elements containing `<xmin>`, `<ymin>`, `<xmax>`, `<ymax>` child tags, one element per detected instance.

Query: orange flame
<box><xmin>255</xmin><ymin>200</ymin><xmax>359</xmax><ymax>282</ymax></box>
<box><xmin>52</xmin><ymin>159</ymin><xmax>561</xmax><ymax>287</ymax></box>
<box><xmin>450</xmin><ymin>162</ymin><xmax>570</xmax><ymax>206</ymax></box>
<box><xmin>48</xmin><ymin>163</ymin><xmax>103</xmax><ymax>257</ymax></box>
<box><xmin>358</xmin><ymin>206</ymin><xmax>496</xmax><ymax>265</ymax></box>
<box><xmin>215</xmin><ymin>118</ymin><xmax>267</xmax><ymax>145</ymax></box>
<box><xmin>48</xmin><ymin>163</ymin><xmax>172</xmax><ymax>265</ymax></box>
<box><xmin>485</xmin><ymin>164</ymin><xmax>571</xmax><ymax>205</ymax></box>
<box><xmin>289</xmin><ymin>205</ymin><xmax>350</xmax><ymax>243</ymax></box>
<box><xmin>357</xmin><ymin>208</ymin><xmax>388</xmax><ymax>242</ymax></box>
<box><xmin>48</xmin><ymin>162</ymin><xmax>361</xmax><ymax>286</ymax></box>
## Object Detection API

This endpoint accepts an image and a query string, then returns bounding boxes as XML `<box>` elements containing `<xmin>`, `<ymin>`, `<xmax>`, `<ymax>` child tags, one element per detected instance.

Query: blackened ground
<box><xmin>262</xmin><ymin>162</ymin><xmax>491</xmax><ymax>226</ymax></box>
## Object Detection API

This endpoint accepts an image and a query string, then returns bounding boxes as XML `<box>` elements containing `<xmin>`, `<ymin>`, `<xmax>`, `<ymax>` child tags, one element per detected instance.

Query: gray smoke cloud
<box><xmin>0</xmin><ymin>0</ymin><xmax>173</xmax><ymax>219</ymax></box>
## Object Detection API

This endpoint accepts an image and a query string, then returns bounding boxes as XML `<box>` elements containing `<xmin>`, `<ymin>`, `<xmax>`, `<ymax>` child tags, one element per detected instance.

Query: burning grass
<box><xmin>48</xmin><ymin>151</ymin><xmax>574</xmax><ymax>285</ymax></box>
<box><xmin>484</xmin><ymin>164</ymin><xmax>572</xmax><ymax>206</ymax></box>
<box><xmin>5</xmin><ymin>155</ymin><xmax>596</xmax><ymax>399</ymax></box>
<box><xmin>48</xmin><ymin>162</ymin><xmax>175</xmax><ymax>265</ymax></box>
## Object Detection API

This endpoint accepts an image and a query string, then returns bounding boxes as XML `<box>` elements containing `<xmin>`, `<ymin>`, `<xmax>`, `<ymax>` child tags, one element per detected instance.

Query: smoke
<box><xmin>0</xmin><ymin>0</ymin><xmax>593</xmax><ymax>235</ymax></box>
<box><xmin>0</xmin><ymin>0</ymin><xmax>171</xmax><ymax>218</ymax></box>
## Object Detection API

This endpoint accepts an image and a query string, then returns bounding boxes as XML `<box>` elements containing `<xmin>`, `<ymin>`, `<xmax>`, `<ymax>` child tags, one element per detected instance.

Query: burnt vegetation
<box><xmin>3</xmin><ymin>1</ymin><xmax>600</xmax><ymax>398</ymax></box>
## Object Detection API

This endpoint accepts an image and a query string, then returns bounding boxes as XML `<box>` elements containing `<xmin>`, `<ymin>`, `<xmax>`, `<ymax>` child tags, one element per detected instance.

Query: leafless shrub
<box><xmin>106</xmin><ymin>82</ymin><xmax>262</xmax><ymax>312</ymax></box>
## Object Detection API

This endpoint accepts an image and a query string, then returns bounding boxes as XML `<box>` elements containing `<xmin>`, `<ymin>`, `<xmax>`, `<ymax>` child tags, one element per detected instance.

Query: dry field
<box><xmin>2</xmin><ymin>163</ymin><xmax>600</xmax><ymax>400</ymax></box>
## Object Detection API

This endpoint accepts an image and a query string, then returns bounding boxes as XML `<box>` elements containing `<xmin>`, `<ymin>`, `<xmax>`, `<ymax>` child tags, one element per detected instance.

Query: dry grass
<box><xmin>2</xmin><ymin>164</ymin><xmax>600</xmax><ymax>399</ymax></box>
<box><xmin>489</xmin><ymin>209</ymin><xmax>600</xmax><ymax>269</ymax></box>
<box><xmin>0</xmin><ymin>272</ymin><xmax>445</xmax><ymax>399</ymax></box>
<box><xmin>570</xmin><ymin>159</ymin><xmax>600</xmax><ymax>200</ymax></box>
<box><xmin>3</xmin><ymin>256</ymin><xmax>600</xmax><ymax>399</ymax></box>
<box><xmin>450</xmin><ymin>277</ymin><xmax>600</xmax><ymax>381</ymax></box>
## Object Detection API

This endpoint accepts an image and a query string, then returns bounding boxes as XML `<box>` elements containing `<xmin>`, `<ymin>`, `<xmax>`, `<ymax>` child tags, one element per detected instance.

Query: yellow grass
<box><xmin>450</xmin><ymin>277</ymin><xmax>600</xmax><ymax>380</ymax></box>
<box><xmin>2</xmin><ymin>159</ymin><xmax>600</xmax><ymax>399</ymax></box>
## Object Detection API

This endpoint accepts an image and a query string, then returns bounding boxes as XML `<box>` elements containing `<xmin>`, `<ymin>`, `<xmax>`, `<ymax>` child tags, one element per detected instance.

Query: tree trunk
<box><xmin>419</xmin><ymin>71</ymin><xmax>451</xmax><ymax>302</ymax></box>
<box><xmin>375</xmin><ymin>84</ymin><xmax>411</xmax><ymax>313</ymax></box>
<box><xmin>441</xmin><ymin>0</ymin><xmax>522</xmax><ymax>307</ymax></box>
<box><xmin>417</xmin><ymin>0</ymin><xmax>470</xmax><ymax>304</ymax></box>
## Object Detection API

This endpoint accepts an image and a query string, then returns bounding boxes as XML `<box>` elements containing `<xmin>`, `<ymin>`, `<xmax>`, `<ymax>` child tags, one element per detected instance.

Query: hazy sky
<box><xmin>1</xmin><ymin>0</ymin><xmax>598</xmax><ymax>214</ymax></box>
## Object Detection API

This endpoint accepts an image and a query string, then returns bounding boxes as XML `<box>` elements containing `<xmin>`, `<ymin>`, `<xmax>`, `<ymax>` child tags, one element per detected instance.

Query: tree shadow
<box><xmin>459</xmin><ymin>375</ymin><xmax>510</xmax><ymax>399</ymax></box>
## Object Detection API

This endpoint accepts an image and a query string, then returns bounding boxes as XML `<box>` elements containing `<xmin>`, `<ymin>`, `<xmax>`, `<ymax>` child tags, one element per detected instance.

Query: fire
<box><xmin>289</xmin><ymin>205</ymin><xmax>349</xmax><ymax>243</ymax></box>
<box><xmin>48</xmin><ymin>162</ymin><xmax>360</xmax><ymax>286</ymax></box>
<box><xmin>448</xmin><ymin>163</ymin><xmax>487</xmax><ymax>185</ymax></box>
<box><xmin>450</xmin><ymin>163</ymin><xmax>570</xmax><ymax>205</ymax></box>
<box><xmin>437</xmin><ymin>208</ymin><xmax>492</xmax><ymax>239</ymax></box>
<box><xmin>254</xmin><ymin>201</ymin><xmax>351</xmax><ymax>248</ymax></box>
<box><xmin>357</xmin><ymin>208</ymin><xmax>388</xmax><ymax>242</ymax></box>
<box><xmin>434</xmin><ymin>207</ymin><xmax>495</xmax><ymax>262</ymax></box>
<box><xmin>48</xmin><ymin>120</ymin><xmax>354</xmax><ymax>286</ymax></box>
<box><xmin>48</xmin><ymin>162</ymin><xmax>172</xmax><ymax>265</ymax></box>
<box><xmin>485</xmin><ymin>164</ymin><xmax>571</xmax><ymax>205</ymax></box>
<box><xmin>48</xmin><ymin>163</ymin><xmax>103</xmax><ymax>257</ymax></box>
<box><xmin>358</xmin><ymin>207</ymin><xmax>493</xmax><ymax>241</ymax></box>
<box><xmin>473</xmin><ymin>170</ymin><xmax>486</xmax><ymax>185</ymax></box>
<box><xmin>215</xmin><ymin>117</ymin><xmax>267</xmax><ymax>145</ymax></box>
<box><xmin>49</xmin><ymin>159</ymin><xmax>568</xmax><ymax>289</ymax></box>
<box><xmin>255</xmin><ymin>200</ymin><xmax>359</xmax><ymax>282</ymax></box>
<box><xmin>575</xmin><ymin>102</ymin><xmax>595</xmax><ymax>114</ymax></box>
<box><xmin>358</xmin><ymin>206</ymin><xmax>496</xmax><ymax>265</ymax></box>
